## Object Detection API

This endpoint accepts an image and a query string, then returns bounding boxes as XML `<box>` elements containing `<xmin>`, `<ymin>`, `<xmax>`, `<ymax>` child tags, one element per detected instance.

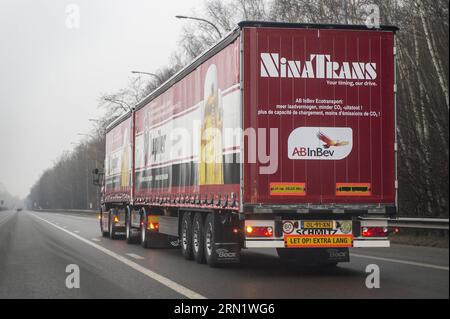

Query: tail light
<box><xmin>362</xmin><ymin>227</ymin><xmax>388</xmax><ymax>237</ymax></box>
<box><xmin>113</xmin><ymin>216</ymin><xmax>120</xmax><ymax>223</ymax></box>
<box><xmin>246</xmin><ymin>226</ymin><xmax>273</xmax><ymax>237</ymax></box>
<box><xmin>148</xmin><ymin>222</ymin><xmax>159</xmax><ymax>231</ymax></box>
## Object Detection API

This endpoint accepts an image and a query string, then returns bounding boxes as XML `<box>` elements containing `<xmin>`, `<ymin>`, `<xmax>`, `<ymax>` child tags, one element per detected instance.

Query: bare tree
<box><xmin>27</xmin><ymin>0</ymin><xmax>449</xmax><ymax>218</ymax></box>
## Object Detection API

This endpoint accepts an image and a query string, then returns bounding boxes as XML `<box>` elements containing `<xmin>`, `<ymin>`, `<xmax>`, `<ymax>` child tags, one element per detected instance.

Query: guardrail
<box><xmin>364</xmin><ymin>217</ymin><xmax>449</xmax><ymax>230</ymax></box>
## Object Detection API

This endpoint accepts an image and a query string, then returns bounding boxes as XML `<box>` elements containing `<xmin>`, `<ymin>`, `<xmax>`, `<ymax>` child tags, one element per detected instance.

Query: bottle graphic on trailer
<box><xmin>200</xmin><ymin>64</ymin><xmax>224</xmax><ymax>186</ymax></box>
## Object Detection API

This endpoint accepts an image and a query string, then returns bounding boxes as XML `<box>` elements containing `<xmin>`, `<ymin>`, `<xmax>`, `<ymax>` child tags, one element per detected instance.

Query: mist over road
<box><xmin>0</xmin><ymin>210</ymin><xmax>448</xmax><ymax>299</ymax></box>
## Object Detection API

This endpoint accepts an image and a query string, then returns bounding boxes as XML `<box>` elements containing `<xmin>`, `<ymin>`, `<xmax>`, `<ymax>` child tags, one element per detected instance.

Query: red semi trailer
<box><xmin>96</xmin><ymin>21</ymin><xmax>398</xmax><ymax>267</ymax></box>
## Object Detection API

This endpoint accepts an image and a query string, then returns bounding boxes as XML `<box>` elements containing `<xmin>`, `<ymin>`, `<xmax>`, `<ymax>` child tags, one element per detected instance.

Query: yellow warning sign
<box><xmin>285</xmin><ymin>235</ymin><xmax>353</xmax><ymax>248</ymax></box>
<box><xmin>336</xmin><ymin>183</ymin><xmax>372</xmax><ymax>196</ymax></box>
<box><xmin>270</xmin><ymin>183</ymin><xmax>306</xmax><ymax>196</ymax></box>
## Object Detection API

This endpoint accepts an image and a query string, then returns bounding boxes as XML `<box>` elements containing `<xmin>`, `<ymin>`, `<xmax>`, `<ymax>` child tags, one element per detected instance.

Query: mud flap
<box><xmin>277</xmin><ymin>248</ymin><xmax>350</xmax><ymax>265</ymax></box>
<box><xmin>211</xmin><ymin>212</ymin><xmax>241</xmax><ymax>264</ymax></box>
<box><xmin>212</xmin><ymin>243</ymin><xmax>241</xmax><ymax>264</ymax></box>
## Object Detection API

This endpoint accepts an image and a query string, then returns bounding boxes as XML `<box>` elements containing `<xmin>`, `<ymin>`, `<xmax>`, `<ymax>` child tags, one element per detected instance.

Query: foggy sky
<box><xmin>0</xmin><ymin>0</ymin><xmax>203</xmax><ymax>198</ymax></box>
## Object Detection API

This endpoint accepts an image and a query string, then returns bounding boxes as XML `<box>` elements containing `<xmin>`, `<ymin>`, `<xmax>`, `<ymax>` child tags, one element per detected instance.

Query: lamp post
<box><xmin>175</xmin><ymin>15</ymin><xmax>222</xmax><ymax>38</ymax></box>
<box><xmin>77</xmin><ymin>133</ymin><xmax>95</xmax><ymax>139</ymax></box>
<box><xmin>88</xmin><ymin>118</ymin><xmax>106</xmax><ymax>124</ymax></box>
<box><xmin>131</xmin><ymin>71</ymin><xmax>163</xmax><ymax>83</ymax></box>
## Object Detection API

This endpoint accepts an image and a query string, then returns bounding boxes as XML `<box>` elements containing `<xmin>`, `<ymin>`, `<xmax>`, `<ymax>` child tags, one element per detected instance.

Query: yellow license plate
<box><xmin>302</xmin><ymin>221</ymin><xmax>334</xmax><ymax>229</ymax></box>
<box><xmin>285</xmin><ymin>235</ymin><xmax>353</xmax><ymax>248</ymax></box>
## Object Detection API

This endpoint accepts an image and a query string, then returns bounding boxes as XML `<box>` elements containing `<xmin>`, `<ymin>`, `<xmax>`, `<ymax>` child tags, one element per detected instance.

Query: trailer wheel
<box><xmin>192</xmin><ymin>213</ymin><xmax>206</xmax><ymax>264</ymax></box>
<box><xmin>126</xmin><ymin>209</ymin><xmax>138</xmax><ymax>244</ymax></box>
<box><xmin>204</xmin><ymin>213</ymin><xmax>219</xmax><ymax>267</ymax></box>
<box><xmin>100</xmin><ymin>211</ymin><xmax>109</xmax><ymax>237</ymax></box>
<box><xmin>109</xmin><ymin>210</ymin><xmax>118</xmax><ymax>240</ymax></box>
<box><xmin>180</xmin><ymin>213</ymin><xmax>193</xmax><ymax>260</ymax></box>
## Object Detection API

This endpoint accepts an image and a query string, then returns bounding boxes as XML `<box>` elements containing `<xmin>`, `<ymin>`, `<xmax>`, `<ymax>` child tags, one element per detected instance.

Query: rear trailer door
<box><xmin>242</xmin><ymin>26</ymin><xmax>396</xmax><ymax>208</ymax></box>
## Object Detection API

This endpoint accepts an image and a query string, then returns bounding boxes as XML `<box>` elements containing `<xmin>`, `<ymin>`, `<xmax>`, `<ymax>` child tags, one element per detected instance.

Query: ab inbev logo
<box><xmin>288</xmin><ymin>127</ymin><xmax>353</xmax><ymax>160</ymax></box>
<box><xmin>260</xmin><ymin>53</ymin><xmax>377</xmax><ymax>80</ymax></box>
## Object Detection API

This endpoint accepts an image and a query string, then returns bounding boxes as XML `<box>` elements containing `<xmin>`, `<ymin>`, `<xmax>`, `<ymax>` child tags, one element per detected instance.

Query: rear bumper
<box><xmin>244</xmin><ymin>218</ymin><xmax>391</xmax><ymax>249</ymax></box>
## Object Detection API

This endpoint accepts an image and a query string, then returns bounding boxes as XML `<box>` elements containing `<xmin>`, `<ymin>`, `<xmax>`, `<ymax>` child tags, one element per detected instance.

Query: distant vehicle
<box><xmin>16</xmin><ymin>208</ymin><xmax>23</xmax><ymax>212</ymax></box>
<box><xmin>94</xmin><ymin>21</ymin><xmax>398</xmax><ymax>268</ymax></box>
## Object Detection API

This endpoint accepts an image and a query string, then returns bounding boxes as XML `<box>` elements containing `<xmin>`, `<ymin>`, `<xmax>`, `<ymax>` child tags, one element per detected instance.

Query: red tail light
<box><xmin>362</xmin><ymin>227</ymin><xmax>388</xmax><ymax>237</ymax></box>
<box><xmin>148</xmin><ymin>222</ymin><xmax>159</xmax><ymax>231</ymax></box>
<box><xmin>246</xmin><ymin>226</ymin><xmax>273</xmax><ymax>237</ymax></box>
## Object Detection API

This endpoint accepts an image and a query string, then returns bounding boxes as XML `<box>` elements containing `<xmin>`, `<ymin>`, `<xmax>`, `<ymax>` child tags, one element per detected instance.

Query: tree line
<box><xmin>0</xmin><ymin>182</ymin><xmax>23</xmax><ymax>211</ymax></box>
<box><xmin>27</xmin><ymin>0</ymin><xmax>448</xmax><ymax>217</ymax></box>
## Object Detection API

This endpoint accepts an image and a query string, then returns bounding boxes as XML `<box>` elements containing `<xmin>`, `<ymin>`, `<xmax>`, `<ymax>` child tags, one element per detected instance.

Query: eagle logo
<box><xmin>317</xmin><ymin>132</ymin><xmax>349</xmax><ymax>149</ymax></box>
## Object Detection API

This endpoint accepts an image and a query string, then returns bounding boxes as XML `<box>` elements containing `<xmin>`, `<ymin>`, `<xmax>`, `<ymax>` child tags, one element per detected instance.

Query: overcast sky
<box><xmin>0</xmin><ymin>0</ymin><xmax>204</xmax><ymax>198</ymax></box>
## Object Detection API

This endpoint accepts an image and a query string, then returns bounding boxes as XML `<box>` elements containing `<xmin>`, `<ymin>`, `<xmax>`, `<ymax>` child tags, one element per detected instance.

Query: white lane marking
<box><xmin>126</xmin><ymin>253</ymin><xmax>145</xmax><ymax>260</ymax></box>
<box><xmin>39</xmin><ymin>212</ymin><xmax>97</xmax><ymax>222</ymax></box>
<box><xmin>0</xmin><ymin>213</ymin><xmax>16</xmax><ymax>227</ymax></box>
<box><xmin>91</xmin><ymin>238</ymin><xmax>101</xmax><ymax>242</ymax></box>
<box><xmin>29</xmin><ymin>213</ymin><xmax>205</xmax><ymax>299</ymax></box>
<box><xmin>55</xmin><ymin>214</ymin><xmax>97</xmax><ymax>222</ymax></box>
<box><xmin>352</xmin><ymin>253</ymin><xmax>449</xmax><ymax>271</ymax></box>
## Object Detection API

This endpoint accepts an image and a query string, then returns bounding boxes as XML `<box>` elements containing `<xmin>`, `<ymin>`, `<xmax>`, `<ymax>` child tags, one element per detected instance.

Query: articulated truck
<box><xmin>95</xmin><ymin>21</ymin><xmax>398</xmax><ymax>267</ymax></box>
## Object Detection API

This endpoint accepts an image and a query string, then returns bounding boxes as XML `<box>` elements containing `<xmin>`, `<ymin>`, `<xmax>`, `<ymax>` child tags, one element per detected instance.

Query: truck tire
<box><xmin>180</xmin><ymin>213</ymin><xmax>193</xmax><ymax>260</ymax></box>
<box><xmin>204</xmin><ymin>213</ymin><xmax>219</xmax><ymax>267</ymax></box>
<box><xmin>192</xmin><ymin>213</ymin><xmax>206</xmax><ymax>264</ymax></box>
<box><xmin>100</xmin><ymin>211</ymin><xmax>109</xmax><ymax>237</ymax></box>
<box><xmin>109</xmin><ymin>211</ymin><xmax>118</xmax><ymax>240</ymax></box>
<box><xmin>126</xmin><ymin>210</ymin><xmax>138</xmax><ymax>244</ymax></box>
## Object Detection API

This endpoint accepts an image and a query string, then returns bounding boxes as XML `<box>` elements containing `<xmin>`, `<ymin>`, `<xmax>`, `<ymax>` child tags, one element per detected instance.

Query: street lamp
<box><xmin>131</xmin><ymin>71</ymin><xmax>163</xmax><ymax>83</ymax></box>
<box><xmin>175</xmin><ymin>15</ymin><xmax>222</xmax><ymax>38</ymax></box>
<box><xmin>88</xmin><ymin>118</ymin><xmax>105</xmax><ymax>123</ymax></box>
<box><xmin>78</xmin><ymin>133</ymin><xmax>95</xmax><ymax>139</ymax></box>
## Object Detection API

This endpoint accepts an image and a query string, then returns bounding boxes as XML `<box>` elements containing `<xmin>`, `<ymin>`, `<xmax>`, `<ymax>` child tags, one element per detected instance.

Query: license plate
<box><xmin>301</xmin><ymin>221</ymin><xmax>334</xmax><ymax>229</ymax></box>
<box><xmin>285</xmin><ymin>235</ymin><xmax>353</xmax><ymax>248</ymax></box>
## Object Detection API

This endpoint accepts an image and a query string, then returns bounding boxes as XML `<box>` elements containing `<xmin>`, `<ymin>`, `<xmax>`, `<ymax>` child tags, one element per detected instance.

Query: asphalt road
<box><xmin>0</xmin><ymin>210</ymin><xmax>448</xmax><ymax>299</ymax></box>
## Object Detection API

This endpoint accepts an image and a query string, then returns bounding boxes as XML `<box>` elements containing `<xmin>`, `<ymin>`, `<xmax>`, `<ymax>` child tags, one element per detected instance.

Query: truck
<box><xmin>95</xmin><ymin>21</ymin><xmax>399</xmax><ymax>267</ymax></box>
